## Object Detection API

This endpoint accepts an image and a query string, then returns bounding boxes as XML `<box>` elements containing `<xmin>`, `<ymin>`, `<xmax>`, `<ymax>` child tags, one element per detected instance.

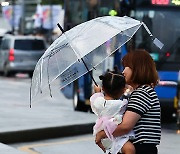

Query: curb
<box><xmin>0</xmin><ymin>123</ymin><xmax>94</xmax><ymax>144</ymax></box>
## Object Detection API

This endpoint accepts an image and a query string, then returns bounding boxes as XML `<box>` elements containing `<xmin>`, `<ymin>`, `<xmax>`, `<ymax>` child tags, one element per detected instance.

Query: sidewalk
<box><xmin>0</xmin><ymin>85</ymin><xmax>97</xmax><ymax>153</ymax></box>
<box><xmin>0</xmin><ymin>104</ymin><xmax>96</xmax><ymax>143</ymax></box>
<box><xmin>0</xmin><ymin>107</ymin><xmax>96</xmax><ymax>153</ymax></box>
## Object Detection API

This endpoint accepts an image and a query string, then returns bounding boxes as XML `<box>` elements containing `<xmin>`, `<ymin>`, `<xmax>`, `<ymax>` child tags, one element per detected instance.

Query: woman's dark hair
<box><xmin>99</xmin><ymin>66</ymin><xmax>126</xmax><ymax>99</ymax></box>
<box><xmin>122</xmin><ymin>49</ymin><xmax>159</xmax><ymax>86</ymax></box>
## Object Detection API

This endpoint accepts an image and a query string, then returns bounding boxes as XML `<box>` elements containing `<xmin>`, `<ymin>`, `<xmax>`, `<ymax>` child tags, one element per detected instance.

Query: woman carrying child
<box><xmin>95</xmin><ymin>49</ymin><xmax>161</xmax><ymax>154</ymax></box>
<box><xmin>90</xmin><ymin>67</ymin><xmax>135</xmax><ymax>154</ymax></box>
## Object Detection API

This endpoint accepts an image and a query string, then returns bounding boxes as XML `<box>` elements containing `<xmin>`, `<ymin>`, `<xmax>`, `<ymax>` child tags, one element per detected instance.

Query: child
<box><xmin>90</xmin><ymin>67</ymin><xmax>135</xmax><ymax>154</ymax></box>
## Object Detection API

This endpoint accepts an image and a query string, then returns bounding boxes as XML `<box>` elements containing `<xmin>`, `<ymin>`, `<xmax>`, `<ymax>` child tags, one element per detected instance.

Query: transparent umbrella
<box><xmin>30</xmin><ymin>16</ymin><xmax>163</xmax><ymax>104</ymax></box>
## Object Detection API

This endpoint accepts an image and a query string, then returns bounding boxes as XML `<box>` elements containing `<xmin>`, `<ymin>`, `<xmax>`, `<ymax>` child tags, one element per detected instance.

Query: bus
<box><xmin>131</xmin><ymin>0</ymin><xmax>180</xmax><ymax>119</ymax></box>
<box><xmin>61</xmin><ymin>0</ymin><xmax>180</xmax><ymax>119</ymax></box>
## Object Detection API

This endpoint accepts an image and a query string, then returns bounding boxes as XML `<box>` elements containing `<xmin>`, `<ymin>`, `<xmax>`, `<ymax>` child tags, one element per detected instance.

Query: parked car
<box><xmin>0</xmin><ymin>34</ymin><xmax>47</xmax><ymax>77</ymax></box>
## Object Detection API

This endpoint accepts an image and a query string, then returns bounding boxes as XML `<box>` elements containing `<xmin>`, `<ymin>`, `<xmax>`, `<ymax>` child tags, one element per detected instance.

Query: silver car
<box><xmin>0</xmin><ymin>34</ymin><xmax>47</xmax><ymax>77</ymax></box>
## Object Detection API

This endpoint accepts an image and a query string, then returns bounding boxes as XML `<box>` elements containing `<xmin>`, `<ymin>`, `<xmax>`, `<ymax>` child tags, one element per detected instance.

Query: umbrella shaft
<box><xmin>81</xmin><ymin>58</ymin><xmax>98</xmax><ymax>86</ymax></box>
<box><xmin>57</xmin><ymin>23</ymin><xmax>65</xmax><ymax>33</ymax></box>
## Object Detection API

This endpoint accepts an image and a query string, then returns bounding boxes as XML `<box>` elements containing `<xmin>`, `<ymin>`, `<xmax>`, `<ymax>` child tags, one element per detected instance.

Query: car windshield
<box><xmin>14</xmin><ymin>39</ymin><xmax>46</xmax><ymax>50</ymax></box>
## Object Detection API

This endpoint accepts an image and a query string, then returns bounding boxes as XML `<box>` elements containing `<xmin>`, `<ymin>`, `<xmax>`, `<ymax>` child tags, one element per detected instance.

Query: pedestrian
<box><xmin>90</xmin><ymin>67</ymin><xmax>135</xmax><ymax>154</ymax></box>
<box><xmin>95</xmin><ymin>49</ymin><xmax>161</xmax><ymax>154</ymax></box>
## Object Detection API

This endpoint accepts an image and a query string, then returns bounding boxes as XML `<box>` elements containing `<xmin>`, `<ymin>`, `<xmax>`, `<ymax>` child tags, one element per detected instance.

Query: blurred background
<box><xmin>0</xmin><ymin>0</ymin><xmax>180</xmax><ymax>153</ymax></box>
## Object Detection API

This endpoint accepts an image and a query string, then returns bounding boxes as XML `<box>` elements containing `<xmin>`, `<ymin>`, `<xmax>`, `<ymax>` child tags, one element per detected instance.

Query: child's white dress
<box><xmin>90</xmin><ymin>92</ymin><xmax>134</xmax><ymax>154</ymax></box>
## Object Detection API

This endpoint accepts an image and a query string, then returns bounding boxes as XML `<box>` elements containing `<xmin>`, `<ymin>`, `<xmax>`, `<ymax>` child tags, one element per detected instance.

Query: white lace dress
<box><xmin>90</xmin><ymin>92</ymin><xmax>134</xmax><ymax>154</ymax></box>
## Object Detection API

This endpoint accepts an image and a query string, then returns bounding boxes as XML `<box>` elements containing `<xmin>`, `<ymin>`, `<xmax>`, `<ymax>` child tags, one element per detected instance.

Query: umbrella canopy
<box><xmin>30</xmin><ymin>16</ymin><xmax>163</xmax><ymax>103</ymax></box>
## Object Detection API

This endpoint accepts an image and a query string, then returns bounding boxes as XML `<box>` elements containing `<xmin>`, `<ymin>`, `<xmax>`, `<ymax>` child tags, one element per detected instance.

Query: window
<box><xmin>134</xmin><ymin>9</ymin><xmax>180</xmax><ymax>71</ymax></box>
<box><xmin>14</xmin><ymin>39</ymin><xmax>46</xmax><ymax>51</ymax></box>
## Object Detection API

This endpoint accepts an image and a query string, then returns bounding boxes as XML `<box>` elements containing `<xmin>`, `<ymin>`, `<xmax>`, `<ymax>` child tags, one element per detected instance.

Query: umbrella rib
<box><xmin>52</xmin><ymin>60</ymin><xmax>78</xmax><ymax>83</ymax></box>
<box><xmin>47</xmin><ymin>56</ymin><xmax>53</xmax><ymax>98</ymax></box>
<box><xmin>29</xmin><ymin>79</ymin><xmax>32</xmax><ymax>108</ymax></box>
<box><xmin>39</xmin><ymin>58</ymin><xmax>43</xmax><ymax>93</ymax></box>
<box><xmin>43</xmin><ymin>43</ymin><xmax>68</xmax><ymax>59</ymax></box>
<box><xmin>57</xmin><ymin>22</ymin><xmax>83</xmax><ymax>59</ymax></box>
<box><xmin>63</xmin><ymin>21</ymin><xmax>99</xmax><ymax>80</ymax></box>
<box><xmin>96</xmin><ymin>19</ymin><xmax>121</xmax><ymax>30</ymax></box>
<box><xmin>84</xmin><ymin>56</ymin><xmax>96</xmax><ymax>70</ymax></box>
<box><xmin>50</xmin><ymin>58</ymin><xmax>98</xmax><ymax>88</ymax></box>
<box><xmin>55</xmin><ymin>54</ymin><xmax>61</xmax><ymax>78</ymax></box>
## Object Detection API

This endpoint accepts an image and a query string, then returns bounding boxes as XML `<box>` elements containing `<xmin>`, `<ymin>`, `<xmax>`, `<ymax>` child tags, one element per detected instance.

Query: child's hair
<box><xmin>99</xmin><ymin>66</ymin><xmax>126</xmax><ymax>99</ymax></box>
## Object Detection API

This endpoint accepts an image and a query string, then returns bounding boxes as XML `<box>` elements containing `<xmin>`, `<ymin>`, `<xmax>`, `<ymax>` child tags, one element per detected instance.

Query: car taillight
<box><xmin>9</xmin><ymin>48</ymin><xmax>14</xmax><ymax>61</ymax></box>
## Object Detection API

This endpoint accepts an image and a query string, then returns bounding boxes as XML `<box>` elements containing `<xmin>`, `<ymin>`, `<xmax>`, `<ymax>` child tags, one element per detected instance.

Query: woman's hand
<box><xmin>95</xmin><ymin>130</ymin><xmax>107</xmax><ymax>153</ymax></box>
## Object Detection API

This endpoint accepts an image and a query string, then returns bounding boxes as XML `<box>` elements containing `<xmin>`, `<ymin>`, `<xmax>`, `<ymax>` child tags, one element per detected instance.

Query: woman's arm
<box><xmin>95</xmin><ymin>111</ymin><xmax>141</xmax><ymax>151</ymax></box>
<box><xmin>113</xmin><ymin>111</ymin><xmax>140</xmax><ymax>136</ymax></box>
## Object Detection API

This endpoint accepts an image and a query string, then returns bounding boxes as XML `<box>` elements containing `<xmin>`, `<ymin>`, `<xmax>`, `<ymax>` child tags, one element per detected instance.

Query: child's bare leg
<box><xmin>121</xmin><ymin>141</ymin><xmax>135</xmax><ymax>154</ymax></box>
